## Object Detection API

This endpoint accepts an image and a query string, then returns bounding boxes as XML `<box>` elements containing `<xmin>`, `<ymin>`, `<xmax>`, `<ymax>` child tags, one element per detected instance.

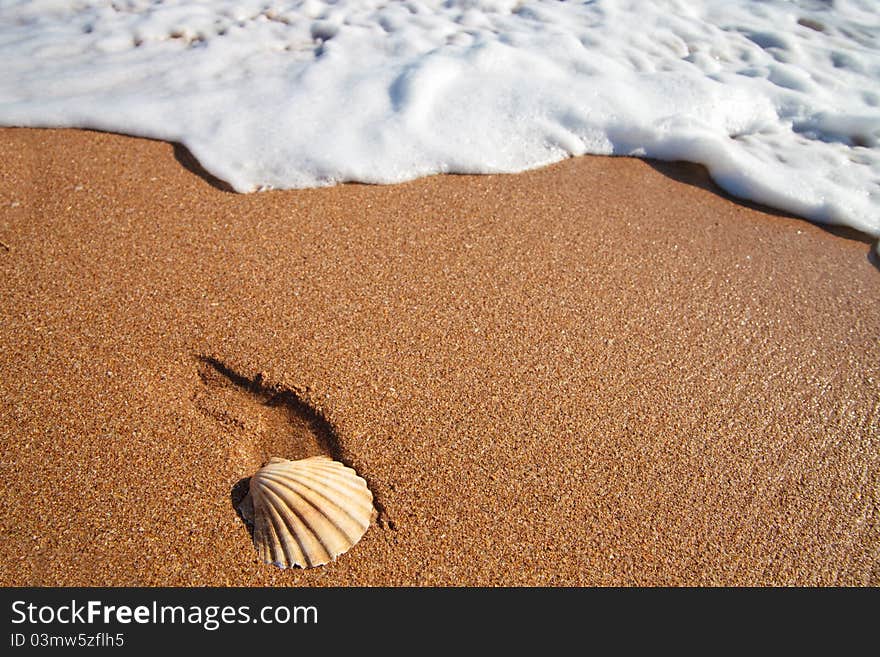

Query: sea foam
<box><xmin>1</xmin><ymin>0</ymin><xmax>879</xmax><ymax>237</ymax></box>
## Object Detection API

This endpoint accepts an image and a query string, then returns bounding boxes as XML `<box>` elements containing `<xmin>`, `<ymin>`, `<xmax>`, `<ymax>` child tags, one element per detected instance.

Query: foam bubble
<box><xmin>1</xmin><ymin>0</ymin><xmax>878</xmax><ymax>236</ymax></box>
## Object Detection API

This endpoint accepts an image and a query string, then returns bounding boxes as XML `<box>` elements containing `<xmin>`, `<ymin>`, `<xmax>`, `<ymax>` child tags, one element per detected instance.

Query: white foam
<box><xmin>1</xmin><ymin>0</ymin><xmax>879</xmax><ymax>236</ymax></box>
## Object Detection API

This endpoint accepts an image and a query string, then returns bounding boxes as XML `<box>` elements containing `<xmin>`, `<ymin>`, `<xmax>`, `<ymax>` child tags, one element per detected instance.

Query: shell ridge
<box><xmin>257</xmin><ymin>500</ymin><xmax>289</xmax><ymax>567</ymax></box>
<box><xmin>261</xmin><ymin>484</ymin><xmax>325</xmax><ymax>567</ymax></box>
<box><xmin>250</xmin><ymin>502</ymin><xmax>268</xmax><ymax>563</ymax></box>
<box><xmin>264</xmin><ymin>466</ymin><xmax>373</xmax><ymax>511</ymax></box>
<box><xmin>264</xmin><ymin>455</ymin><xmax>334</xmax><ymax>475</ymax></box>
<box><xmin>260</xmin><ymin>471</ymin><xmax>369</xmax><ymax>540</ymax></box>
<box><xmin>290</xmin><ymin>459</ymin><xmax>364</xmax><ymax>477</ymax></box>
<box><xmin>261</xmin><ymin>468</ymin><xmax>371</xmax><ymax>513</ymax></box>
<box><xmin>283</xmin><ymin>460</ymin><xmax>371</xmax><ymax>490</ymax></box>
<box><xmin>260</xmin><ymin>478</ymin><xmax>338</xmax><ymax>566</ymax></box>
<box><xmin>253</xmin><ymin>471</ymin><xmax>318</xmax><ymax>566</ymax></box>
<box><xmin>264</xmin><ymin>502</ymin><xmax>293</xmax><ymax>568</ymax></box>
<box><xmin>260</xmin><ymin>466</ymin><xmax>373</xmax><ymax>520</ymax></box>
<box><xmin>262</xmin><ymin>488</ymin><xmax>314</xmax><ymax>568</ymax></box>
<box><xmin>245</xmin><ymin>456</ymin><xmax>374</xmax><ymax>569</ymax></box>
<box><xmin>260</xmin><ymin>475</ymin><xmax>350</xmax><ymax>551</ymax></box>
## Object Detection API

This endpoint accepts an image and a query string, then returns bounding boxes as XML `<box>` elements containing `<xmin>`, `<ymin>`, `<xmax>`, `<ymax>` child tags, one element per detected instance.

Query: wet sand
<box><xmin>0</xmin><ymin>127</ymin><xmax>877</xmax><ymax>586</ymax></box>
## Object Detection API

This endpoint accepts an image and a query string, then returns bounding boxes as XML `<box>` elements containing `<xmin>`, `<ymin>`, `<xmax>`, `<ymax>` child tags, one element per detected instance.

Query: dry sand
<box><xmin>0</xmin><ymin>127</ymin><xmax>877</xmax><ymax>586</ymax></box>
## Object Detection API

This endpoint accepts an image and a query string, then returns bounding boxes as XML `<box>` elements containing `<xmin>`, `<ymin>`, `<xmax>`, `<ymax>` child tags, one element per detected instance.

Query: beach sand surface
<box><xmin>0</xmin><ymin>128</ymin><xmax>877</xmax><ymax>586</ymax></box>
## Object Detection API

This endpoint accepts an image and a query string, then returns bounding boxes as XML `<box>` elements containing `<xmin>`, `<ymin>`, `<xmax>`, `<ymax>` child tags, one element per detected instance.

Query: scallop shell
<box><xmin>239</xmin><ymin>455</ymin><xmax>375</xmax><ymax>569</ymax></box>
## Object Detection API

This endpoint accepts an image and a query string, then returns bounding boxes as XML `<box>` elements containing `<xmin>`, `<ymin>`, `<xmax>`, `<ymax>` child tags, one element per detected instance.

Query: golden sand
<box><xmin>0</xmin><ymin>128</ymin><xmax>877</xmax><ymax>585</ymax></box>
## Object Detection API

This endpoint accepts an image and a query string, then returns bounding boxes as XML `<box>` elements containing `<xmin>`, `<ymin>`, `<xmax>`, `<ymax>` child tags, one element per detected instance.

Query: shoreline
<box><xmin>1</xmin><ymin>127</ymin><xmax>877</xmax><ymax>585</ymax></box>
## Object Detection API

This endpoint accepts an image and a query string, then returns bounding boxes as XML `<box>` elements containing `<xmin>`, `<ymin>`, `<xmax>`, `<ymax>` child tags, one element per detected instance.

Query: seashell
<box><xmin>239</xmin><ymin>455</ymin><xmax>375</xmax><ymax>569</ymax></box>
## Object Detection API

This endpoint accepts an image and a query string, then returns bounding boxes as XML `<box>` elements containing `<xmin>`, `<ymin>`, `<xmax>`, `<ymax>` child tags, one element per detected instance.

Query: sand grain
<box><xmin>0</xmin><ymin>128</ymin><xmax>877</xmax><ymax>586</ymax></box>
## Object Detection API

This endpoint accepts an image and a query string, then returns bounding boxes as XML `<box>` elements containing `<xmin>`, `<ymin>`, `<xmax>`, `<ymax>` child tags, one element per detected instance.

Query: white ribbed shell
<box><xmin>239</xmin><ymin>456</ymin><xmax>374</xmax><ymax>569</ymax></box>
